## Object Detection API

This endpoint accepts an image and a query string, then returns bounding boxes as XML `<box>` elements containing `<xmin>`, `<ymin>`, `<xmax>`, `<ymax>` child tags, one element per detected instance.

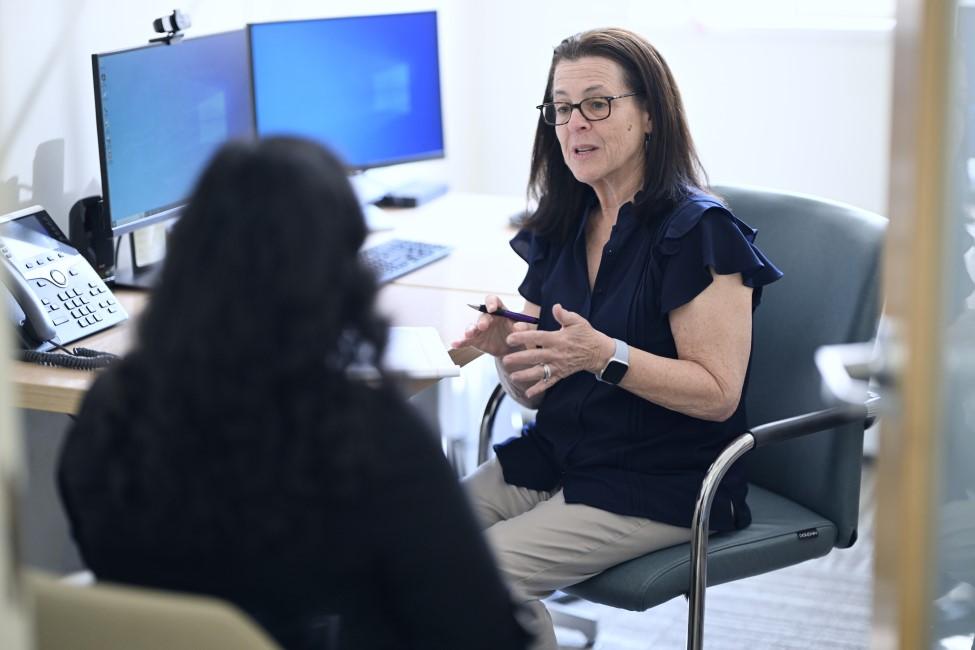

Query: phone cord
<box><xmin>20</xmin><ymin>347</ymin><xmax>119</xmax><ymax>371</ymax></box>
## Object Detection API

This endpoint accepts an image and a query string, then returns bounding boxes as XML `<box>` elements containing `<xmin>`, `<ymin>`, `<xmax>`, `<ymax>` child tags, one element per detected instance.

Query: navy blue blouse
<box><xmin>494</xmin><ymin>191</ymin><xmax>783</xmax><ymax>532</ymax></box>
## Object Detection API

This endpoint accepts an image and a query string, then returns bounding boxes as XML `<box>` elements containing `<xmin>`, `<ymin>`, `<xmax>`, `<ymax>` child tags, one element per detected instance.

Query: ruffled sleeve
<box><xmin>510</xmin><ymin>229</ymin><xmax>551</xmax><ymax>306</ymax></box>
<box><xmin>657</xmin><ymin>205</ymin><xmax>783</xmax><ymax>315</ymax></box>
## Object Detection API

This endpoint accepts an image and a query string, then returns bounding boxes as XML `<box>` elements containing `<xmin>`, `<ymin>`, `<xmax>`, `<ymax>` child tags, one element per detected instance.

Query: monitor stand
<box><xmin>111</xmin><ymin>225</ymin><xmax>166</xmax><ymax>290</ymax></box>
<box><xmin>377</xmin><ymin>180</ymin><xmax>448</xmax><ymax>208</ymax></box>
<box><xmin>112</xmin><ymin>262</ymin><xmax>162</xmax><ymax>290</ymax></box>
<box><xmin>349</xmin><ymin>172</ymin><xmax>398</xmax><ymax>231</ymax></box>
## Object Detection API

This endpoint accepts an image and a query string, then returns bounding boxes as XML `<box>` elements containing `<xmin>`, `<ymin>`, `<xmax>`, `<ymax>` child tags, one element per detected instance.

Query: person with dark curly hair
<box><xmin>453</xmin><ymin>28</ymin><xmax>782</xmax><ymax>649</ymax></box>
<box><xmin>57</xmin><ymin>137</ymin><xmax>531</xmax><ymax>650</ymax></box>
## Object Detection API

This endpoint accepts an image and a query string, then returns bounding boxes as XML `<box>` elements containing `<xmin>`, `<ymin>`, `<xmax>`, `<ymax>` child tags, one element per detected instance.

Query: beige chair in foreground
<box><xmin>28</xmin><ymin>570</ymin><xmax>280</xmax><ymax>650</ymax></box>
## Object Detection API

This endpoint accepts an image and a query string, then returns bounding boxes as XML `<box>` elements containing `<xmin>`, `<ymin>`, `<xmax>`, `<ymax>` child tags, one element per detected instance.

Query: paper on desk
<box><xmin>347</xmin><ymin>326</ymin><xmax>460</xmax><ymax>381</ymax></box>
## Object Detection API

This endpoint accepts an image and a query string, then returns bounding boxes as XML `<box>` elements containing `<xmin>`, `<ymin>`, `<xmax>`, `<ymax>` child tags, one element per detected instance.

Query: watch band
<box><xmin>597</xmin><ymin>338</ymin><xmax>629</xmax><ymax>384</ymax></box>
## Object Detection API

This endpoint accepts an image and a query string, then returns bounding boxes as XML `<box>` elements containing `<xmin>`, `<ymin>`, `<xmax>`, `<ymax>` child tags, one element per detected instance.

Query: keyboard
<box><xmin>359</xmin><ymin>238</ymin><xmax>452</xmax><ymax>284</ymax></box>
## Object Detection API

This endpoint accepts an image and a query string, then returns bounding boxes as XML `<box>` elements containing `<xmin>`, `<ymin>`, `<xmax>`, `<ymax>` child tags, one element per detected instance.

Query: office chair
<box><xmin>27</xmin><ymin>570</ymin><xmax>281</xmax><ymax>650</ymax></box>
<box><xmin>477</xmin><ymin>185</ymin><xmax>887</xmax><ymax>649</ymax></box>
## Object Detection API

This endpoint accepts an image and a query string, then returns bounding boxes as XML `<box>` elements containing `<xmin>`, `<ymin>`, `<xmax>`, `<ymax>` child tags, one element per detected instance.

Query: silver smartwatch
<box><xmin>596</xmin><ymin>338</ymin><xmax>629</xmax><ymax>384</ymax></box>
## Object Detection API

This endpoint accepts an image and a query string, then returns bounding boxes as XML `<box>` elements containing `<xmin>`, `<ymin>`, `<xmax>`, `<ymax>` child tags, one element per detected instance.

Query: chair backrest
<box><xmin>713</xmin><ymin>185</ymin><xmax>886</xmax><ymax>548</ymax></box>
<box><xmin>28</xmin><ymin>570</ymin><xmax>280</xmax><ymax>650</ymax></box>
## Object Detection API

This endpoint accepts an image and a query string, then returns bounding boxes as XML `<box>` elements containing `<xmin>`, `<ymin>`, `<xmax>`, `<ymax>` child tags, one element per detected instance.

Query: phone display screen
<box><xmin>0</xmin><ymin>215</ymin><xmax>73</xmax><ymax>267</ymax></box>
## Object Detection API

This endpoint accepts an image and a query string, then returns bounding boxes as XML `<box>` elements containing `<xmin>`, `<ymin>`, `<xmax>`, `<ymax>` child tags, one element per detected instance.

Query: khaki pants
<box><xmin>464</xmin><ymin>458</ymin><xmax>691</xmax><ymax>650</ymax></box>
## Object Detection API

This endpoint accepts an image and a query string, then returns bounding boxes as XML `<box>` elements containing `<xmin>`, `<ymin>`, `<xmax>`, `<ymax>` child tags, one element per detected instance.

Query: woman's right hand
<box><xmin>451</xmin><ymin>295</ymin><xmax>533</xmax><ymax>358</ymax></box>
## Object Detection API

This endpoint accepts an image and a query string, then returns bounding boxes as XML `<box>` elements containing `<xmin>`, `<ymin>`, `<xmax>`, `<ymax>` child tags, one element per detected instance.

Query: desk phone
<box><xmin>1</xmin><ymin>205</ymin><xmax>127</xmax><ymax>352</ymax></box>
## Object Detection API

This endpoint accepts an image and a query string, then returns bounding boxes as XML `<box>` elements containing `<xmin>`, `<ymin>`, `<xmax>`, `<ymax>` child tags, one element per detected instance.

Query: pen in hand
<box><xmin>467</xmin><ymin>304</ymin><xmax>540</xmax><ymax>325</ymax></box>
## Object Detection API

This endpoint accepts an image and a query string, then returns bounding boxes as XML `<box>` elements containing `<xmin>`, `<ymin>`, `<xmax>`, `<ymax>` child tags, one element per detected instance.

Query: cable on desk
<box><xmin>20</xmin><ymin>346</ymin><xmax>119</xmax><ymax>371</ymax></box>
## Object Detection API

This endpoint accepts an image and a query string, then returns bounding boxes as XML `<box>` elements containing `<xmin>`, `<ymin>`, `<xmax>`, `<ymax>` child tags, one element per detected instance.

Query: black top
<box><xmin>58</xmin><ymin>371</ymin><xmax>530</xmax><ymax>650</ymax></box>
<box><xmin>495</xmin><ymin>192</ymin><xmax>783</xmax><ymax>532</ymax></box>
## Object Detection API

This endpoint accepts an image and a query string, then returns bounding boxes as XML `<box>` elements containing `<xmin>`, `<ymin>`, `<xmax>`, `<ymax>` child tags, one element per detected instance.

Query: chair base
<box><xmin>549</xmin><ymin>600</ymin><xmax>598</xmax><ymax>648</ymax></box>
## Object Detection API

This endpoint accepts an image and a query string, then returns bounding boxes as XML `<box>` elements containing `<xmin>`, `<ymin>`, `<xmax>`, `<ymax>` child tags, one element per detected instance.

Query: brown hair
<box><xmin>524</xmin><ymin>27</ymin><xmax>708</xmax><ymax>241</ymax></box>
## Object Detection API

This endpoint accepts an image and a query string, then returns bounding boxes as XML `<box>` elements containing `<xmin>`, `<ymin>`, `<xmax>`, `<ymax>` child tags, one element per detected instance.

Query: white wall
<box><xmin>452</xmin><ymin>0</ymin><xmax>893</xmax><ymax>215</ymax></box>
<box><xmin>1</xmin><ymin>0</ymin><xmax>893</xmax><ymax>231</ymax></box>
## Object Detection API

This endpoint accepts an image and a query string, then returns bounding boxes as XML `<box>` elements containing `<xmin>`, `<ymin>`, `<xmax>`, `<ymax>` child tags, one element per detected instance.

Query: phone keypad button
<box><xmin>69</xmin><ymin>268</ymin><xmax>79</xmax><ymax>276</ymax></box>
<box><xmin>78</xmin><ymin>319</ymin><xmax>89</xmax><ymax>328</ymax></box>
<box><xmin>53</xmin><ymin>317</ymin><xmax>69</xmax><ymax>326</ymax></box>
<box><xmin>108</xmin><ymin>307</ymin><xmax>118</xmax><ymax>314</ymax></box>
<box><xmin>57</xmin><ymin>291</ymin><xmax>70</xmax><ymax>301</ymax></box>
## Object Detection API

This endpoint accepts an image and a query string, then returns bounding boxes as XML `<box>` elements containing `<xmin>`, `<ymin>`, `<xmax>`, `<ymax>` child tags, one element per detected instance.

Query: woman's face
<box><xmin>551</xmin><ymin>56</ymin><xmax>650</xmax><ymax>198</ymax></box>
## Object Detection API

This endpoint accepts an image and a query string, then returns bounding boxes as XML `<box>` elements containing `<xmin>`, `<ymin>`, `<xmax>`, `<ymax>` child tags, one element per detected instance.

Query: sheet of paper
<box><xmin>348</xmin><ymin>326</ymin><xmax>459</xmax><ymax>380</ymax></box>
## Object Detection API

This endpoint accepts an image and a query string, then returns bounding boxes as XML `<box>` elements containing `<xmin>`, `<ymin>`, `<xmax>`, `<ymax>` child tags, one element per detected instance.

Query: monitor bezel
<box><xmin>247</xmin><ymin>11</ymin><xmax>446</xmax><ymax>172</ymax></box>
<box><xmin>91</xmin><ymin>30</ymin><xmax>252</xmax><ymax>237</ymax></box>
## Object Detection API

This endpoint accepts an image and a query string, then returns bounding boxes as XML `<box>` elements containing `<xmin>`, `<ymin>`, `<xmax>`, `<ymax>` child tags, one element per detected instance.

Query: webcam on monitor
<box><xmin>151</xmin><ymin>9</ymin><xmax>191</xmax><ymax>44</ymax></box>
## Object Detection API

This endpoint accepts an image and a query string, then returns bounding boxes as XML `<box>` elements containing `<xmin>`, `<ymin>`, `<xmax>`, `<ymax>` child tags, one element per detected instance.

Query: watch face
<box><xmin>601</xmin><ymin>359</ymin><xmax>628</xmax><ymax>384</ymax></box>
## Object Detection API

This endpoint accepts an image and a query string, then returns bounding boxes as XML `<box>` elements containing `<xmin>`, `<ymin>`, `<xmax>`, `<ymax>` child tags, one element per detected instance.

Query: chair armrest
<box><xmin>477</xmin><ymin>379</ymin><xmax>879</xmax><ymax>650</ymax></box>
<box><xmin>751</xmin><ymin>393</ymin><xmax>879</xmax><ymax>448</ymax></box>
<box><xmin>685</xmin><ymin>393</ymin><xmax>879</xmax><ymax>650</ymax></box>
<box><xmin>478</xmin><ymin>383</ymin><xmax>508</xmax><ymax>465</ymax></box>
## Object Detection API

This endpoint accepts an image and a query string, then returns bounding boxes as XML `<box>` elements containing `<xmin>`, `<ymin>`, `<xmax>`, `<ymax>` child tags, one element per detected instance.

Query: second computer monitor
<box><xmin>248</xmin><ymin>11</ymin><xmax>445</xmax><ymax>170</ymax></box>
<box><xmin>92</xmin><ymin>30</ymin><xmax>254</xmax><ymax>235</ymax></box>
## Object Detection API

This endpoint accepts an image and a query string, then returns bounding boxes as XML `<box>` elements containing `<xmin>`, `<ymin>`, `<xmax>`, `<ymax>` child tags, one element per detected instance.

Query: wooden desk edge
<box><xmin>14</xmin><ymin>348</ymin><xmax>485</xmax><ymax>416</ymax></box>
<box><xmin>12</xmin><ymin>363</ymin><xmax>90</xmax><ymax>415</ymax></box>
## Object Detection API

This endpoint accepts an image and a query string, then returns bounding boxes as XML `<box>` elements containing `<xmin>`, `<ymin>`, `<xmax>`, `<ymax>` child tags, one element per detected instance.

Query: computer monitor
<box><xmin>92</xmin><ymin>30</ymin><xmax>254</xmax><ymax>236</ymax></box>
<box><xmin>248</xmin><ymin>11</ymin><xmax>445</xmax><ymax>171</ymax></box>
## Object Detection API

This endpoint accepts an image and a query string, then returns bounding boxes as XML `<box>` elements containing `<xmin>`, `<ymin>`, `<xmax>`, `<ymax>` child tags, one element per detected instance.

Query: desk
<box><xmin>11</xmin><ymin>192</ymin><xmax>528</xmax><ymax>414</ymax></box>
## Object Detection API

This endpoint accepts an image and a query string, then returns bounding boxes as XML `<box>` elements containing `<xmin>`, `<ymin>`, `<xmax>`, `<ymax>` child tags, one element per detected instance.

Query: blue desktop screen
<box><xmin>249</xmin><ymin>12</ymin><xmax>445</xmax><ymax>169</ymax></box>
<box><xmin>94</xmin><ymin>30</ymin><xmax>254</xmax><ymax>231</ymax></box>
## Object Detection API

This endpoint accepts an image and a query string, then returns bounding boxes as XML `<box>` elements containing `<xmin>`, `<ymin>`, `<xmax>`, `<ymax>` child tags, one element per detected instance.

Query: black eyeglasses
<box><xmin>536</xmin><ymin>91</ymin><xmax>642</xmax><ymax>126</ymax></box>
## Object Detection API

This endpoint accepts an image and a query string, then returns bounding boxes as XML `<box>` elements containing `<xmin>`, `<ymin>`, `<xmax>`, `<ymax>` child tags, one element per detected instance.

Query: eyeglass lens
<box><xmin>542</xmin><ymin>97</ymin><xmax>612</xmax><ymax>125</ymax></box>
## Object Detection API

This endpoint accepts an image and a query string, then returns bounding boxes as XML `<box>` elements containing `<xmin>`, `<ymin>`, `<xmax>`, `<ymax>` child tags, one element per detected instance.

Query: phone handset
<box><xmin>0</xmin><ymin>256</ymin><xmax>57</xmax><ymax>344</ymax></box>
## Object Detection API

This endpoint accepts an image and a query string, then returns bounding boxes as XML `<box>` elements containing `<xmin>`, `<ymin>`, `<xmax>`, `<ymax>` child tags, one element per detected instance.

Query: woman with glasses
<box><xmin>453</xmin><ymin>27</ymin><xmax>782</xmax><ymax>649</ymax></box>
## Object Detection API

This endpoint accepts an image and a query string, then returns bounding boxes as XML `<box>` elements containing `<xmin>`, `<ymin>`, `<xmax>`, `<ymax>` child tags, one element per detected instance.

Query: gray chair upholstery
<box><xmin>479</xmin><ymin>185</ymin><xmax>886</xmax><ymax>645</ymax></box>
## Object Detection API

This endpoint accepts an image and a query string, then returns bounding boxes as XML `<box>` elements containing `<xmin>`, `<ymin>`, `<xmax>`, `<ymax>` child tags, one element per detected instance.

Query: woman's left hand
<box><xmin>501</xmin><ymin>303</ymin><xmax>612</xmax><ymax>399</ymax></box>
